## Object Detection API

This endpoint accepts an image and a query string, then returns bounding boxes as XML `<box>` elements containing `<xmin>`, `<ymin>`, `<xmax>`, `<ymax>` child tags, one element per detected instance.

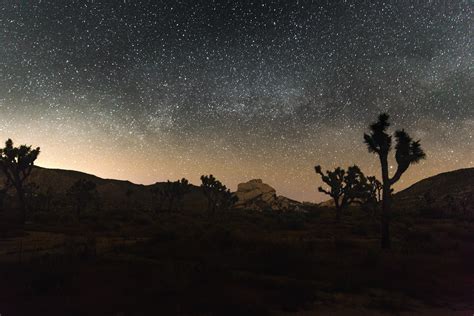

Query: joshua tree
<box><xmin>364</xmin><ymin>113</ymin><xmax>425</xmax><ymax>249</ymax></box>
<box><xmin>220</xmin><ymin>189</ymin><xmax>238</xmax><ymax>211</ymax></box>
<box><xmin>151</xmin><ymin>178</ymin><xmax>191</xmax><ymax>212</ymax></box>
<box><xmin>168</xmin><ymin>178</ymin><xmax>191</xmax><ymax>211</ymax></box>
<box><xmin>315</xmin><ymin>165</ymin><xmax>373</xmax><ymax>221</ymax></box>
<box><xmin>0</xmin><ymin>139</ymin><xmax>40</xmax><ymax>222</ymax></box>
<box><xmin>67</xmin><ymin>179</ymin><xmax>98</xmax><ymax>219</ymax></box>
<box><xmin>151</xmin><ymin>185</ymin><xmax>166</xmax><ymax>212</ymax></box>
<box><xmin>367</xmin><ymin>176</ymin><xmax>382</xmax><ymax>203</ymax></box>
<box><xmin>200</xmin><ymin>175</ymin><xmax>236</xmax><ymax>213</ymax></box>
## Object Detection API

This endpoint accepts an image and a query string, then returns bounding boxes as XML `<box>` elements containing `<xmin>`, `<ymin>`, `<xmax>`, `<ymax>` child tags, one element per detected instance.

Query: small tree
<box><xmin>367</xmin><ymin>176</ymin><xmax>382</xmax><ymax>203</ymax></box>
<box><xmin>315</xmin><ymin>165</ymin><xmax>372</xmax><ymax>221</ymax></box>
<box><xmin>151</xmin><ymin>185</ymin><xmax>166</xmax><ymax>212</ymax></box>
<box><xmin>220</xmin><ymin>189</ymin><xmax>238</xmax><ymax>211</ymax></box>
<box><xmin>0</xmin><ymin>139</ymin><xmax>40</xmax><ymax>222</ymax></box>
<box><xmin>200</xmin><ymin>175</ymin><xmax>236</xmax><ymax>213</ymax></box>
<box><xmin>151</xmin><ymin>178</ymin><xmax>191</xmax><ymax>212</ymax></box>
<box><xmin>364</xmin><ymin>113</ymin><xmax>425</xmax><ymax>249</ymax></box>
<box><xmin>168</xmin><ymin>178</ymin><xmax>191</xmax><ymax>211</ymax></box>
<box><xmin>67</xmin><ymin>179</ymin><xmax>98</xmax><ymax>219</ymax></box>
<box><xmin>361</xmin><ymin>176</ymin><xmax>383</xmax><ymax>216</ymax></box>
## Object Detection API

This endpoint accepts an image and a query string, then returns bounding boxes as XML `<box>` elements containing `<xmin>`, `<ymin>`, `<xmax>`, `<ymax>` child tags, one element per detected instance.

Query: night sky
<box><xmin>1</xmin><ymin>1</ymin><xmax>473</xmax><ymax>201</ymax></box>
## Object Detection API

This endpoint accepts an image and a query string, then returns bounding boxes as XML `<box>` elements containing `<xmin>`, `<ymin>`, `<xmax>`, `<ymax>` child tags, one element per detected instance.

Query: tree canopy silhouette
<box><xmin>315</xmin><ymin>165</ymin><xmax>377</xmax><ymax>221</ymax></box>
<box><xmin>364</xmin><ymin>113</ymin><xmax>426</xmax><ymax>249</ymax></box>
<box><xmin>152</xmin><ymin>178</ymin><xmax>191</xmax><ymax>211</ymax></box>
<box><xmin>200</xmin><ymin>175</ymin><xmax>237</xmax><ymax>213</ymax></box>
<box><xmin>67</xmin><ymin>179</ymin><xmax>98</xmax><ymax>219</ymax></box>
<box><xmin>152</xmin><ymin>178</ymin><xmax>191</xmax><ymax>212</ymax></box>
<box><xmin>0</xmin><ymin>139</ymin><xmax>40</xmax><ymax>222</ymax></box>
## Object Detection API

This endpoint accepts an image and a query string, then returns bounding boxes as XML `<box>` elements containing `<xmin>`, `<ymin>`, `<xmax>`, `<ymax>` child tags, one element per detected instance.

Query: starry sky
<box><xmin>1</xmin><ymin>0</ymin><xmax>473</xmax><ymax>202</ymax></box>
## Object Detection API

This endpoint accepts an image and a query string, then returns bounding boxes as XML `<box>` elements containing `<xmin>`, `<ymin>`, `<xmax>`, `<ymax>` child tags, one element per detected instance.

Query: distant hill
<box><xmin>1</xmin><ymin>166</ymin><xmax>208</xmax><ymax>212</ymax></box>
<box><xmin>317</xmin><ymin>168</ymin><xmax>474</xmax><ymax>212</ymax></box>
<box><xmin>17</xmin><ymin>167</ymin><xmax>308</xmax><ymax>212</ymax></box>
<box><xmin>2</xmin><ymin>166</ymin><xmax>473</xmax><ymax>215</ymax></box>
<box><xmin>394</xmin><ymin>168</ymin><xmax>474</xmax><ymax>212</ymax></box>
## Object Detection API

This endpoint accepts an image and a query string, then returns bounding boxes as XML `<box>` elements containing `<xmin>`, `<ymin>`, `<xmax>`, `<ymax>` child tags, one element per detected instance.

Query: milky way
<box><xmin>1</xmin><ymin>1</ymin><xmax>473</xmax><ymax>201</ymax></box>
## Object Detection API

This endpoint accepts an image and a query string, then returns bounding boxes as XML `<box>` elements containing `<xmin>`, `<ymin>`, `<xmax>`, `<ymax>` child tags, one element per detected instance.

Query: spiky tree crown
<box><xmin>200</xmin><ymin>174</ymin><xmax>228</xmax><ymax>193</ymax></box>
<box><xmin>364</xmin><ymin>113</ymin><xmax>392</xmax><ymax>155</ymax></box>
<box><xmin>315</xmin><ymin>165</ymin><xmax>345</xmax><ymax>199</ymax></box>
<box><xmin>0</xmin><ymin>139</ymin><xmax>40</xmax><ymax>187</ymax></box>
<box><xmin>364</xmin><ymin>114</ymin><xmax>426</xmax><ymax>185</ymax></box>
<box><xmin>0</xmin><ymin>139</ymin><xmax>40</xmax><ymax>170</ymax></box>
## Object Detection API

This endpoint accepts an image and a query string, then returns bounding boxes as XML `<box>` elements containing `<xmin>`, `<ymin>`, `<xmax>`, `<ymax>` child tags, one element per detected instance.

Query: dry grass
<box><xmin>0</xmin><ymin>206</ymin><xmax>473</xmax><ymax>315</ymax></box>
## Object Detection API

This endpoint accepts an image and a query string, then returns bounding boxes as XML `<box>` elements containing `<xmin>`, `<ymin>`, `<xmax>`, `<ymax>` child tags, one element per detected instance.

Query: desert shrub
<box><xmin>277</xmin><ymin>212</ymin><xmax>306</xmax><ymax>230</ymax></box>
<box><xmin>131</xmin><ymin>211</ymin><xmax>154</xmax><ymax>225</ymax></box>
<box><xmin>30</xmin><ymin>211</ymin><xmax>60</xmax><ymax>224</ymax></box>
<box><xmin>418</xmin><ymin>206</ymin><xmax>445</xmax><ymax>219</ymax></box>
<box><xmin>363</xmin><ymin>247</ymin><xmax>381</xmax><ymax>268</ymax></box>
<box><xmin>351</xmin><ymin>221</ymin><xmax>375</xmax><ymax>236</ymax></box>
<box><xmin>58</xmin><ymin>212</ymin><xmax>76</xmax><ymax>224</ymax></box>
<box><xmin>255</xmin><ymin>241</ymin><xmax>312</xmax><ymax>276</ymax></box>
<box><xmin>209</xmin><ymin>227</ymin><xmax>236</xmax><ymax>250</ymax></box>
<box><xmin>29</xmin><ymin>263</ymin><xmax>68</xmax><ymax>295</ymax></box>
<box><xmin>366</xmin><ymin>291</ymin><xmax>414</xmax><ymax>313</ymax></box>
<box><xmin>305</xmin><ymin>209</ymin><xmax>321</xmax><ymax>220</ymax></box>
<box><xmin>400</xmin><ymin>229</ymin><xmax>441</xmax><ymax>254</ymax></box>
<box><xmin>63</xmin><ymin>235</ymin><xmax>97</xmax><ymax>260</ymax></box>
<box><xmin>151</xmin><ymin>228</ymin><xmax>178</xmax><ymax>243</ymax></box>
<box><xmin>334</xmin><ymin>237</ymin><xmax>358</xmax><ymax>250</ymax></box>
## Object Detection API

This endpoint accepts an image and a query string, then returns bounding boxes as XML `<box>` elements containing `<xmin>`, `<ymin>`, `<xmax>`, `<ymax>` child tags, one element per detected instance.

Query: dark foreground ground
<box><xmin>1</xmin><ymin>206</ymin><xmax>473</xmax><ymax>316</ymax></box>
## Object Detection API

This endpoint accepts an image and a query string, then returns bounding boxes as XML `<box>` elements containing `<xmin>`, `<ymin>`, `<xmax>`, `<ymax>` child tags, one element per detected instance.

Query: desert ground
<box><xmin>1</xmin><ymin>202</ymin><xmax>473</xmax><ymax>316</ymax></box>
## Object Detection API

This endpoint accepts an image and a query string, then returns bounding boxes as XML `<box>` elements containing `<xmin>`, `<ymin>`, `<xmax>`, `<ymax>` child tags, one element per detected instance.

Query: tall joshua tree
<box><xmin>315</xmin><ymin>165</ymin><xmax>372</xmax><ymax>221</ymax></box>
<box><xmin>0</xmin><ymin>139</ymin><xmax>40</xmax><ymax>223</ymax></box>
<box><xmin>364</xmin><ymin>113</ymin><xmax>425</xmax><ymax>249</ymax></box>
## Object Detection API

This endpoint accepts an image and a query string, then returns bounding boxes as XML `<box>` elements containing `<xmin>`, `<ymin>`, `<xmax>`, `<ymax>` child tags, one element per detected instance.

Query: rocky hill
<box><xmin>2</xmin><ymin>166</ymin><xmax>472</xmax><ymax>215</ymax></box>
<box><xmin>394</xmin><ymin>168</ymin><xmax>474</xmax><ymax>214</ymax></box>
<box><xmin>1</xmin><ymin>167</ymin><xmax>306</xmax><ymax>213</ymax></box>
<box><xmin>0</xmin><ymin>166</ymin><xmax>207</xmax><ymax>212</ymax></box>
<box><xmin>234</xmin><ymin>179</ymin><xmax>306</xmax><ymax>211</ymax></box>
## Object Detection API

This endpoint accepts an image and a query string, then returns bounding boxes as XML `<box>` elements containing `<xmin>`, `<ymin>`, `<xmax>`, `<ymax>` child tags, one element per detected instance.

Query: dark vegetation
<box><xmin>364</xmin><ymin>113</ymin><xmax>426</xmax><ymax>249</ymax></box>
<box><xmin>0</xmin><ymin>114</ymin><xmax>473</xmax><ymax>315</ymax></box>
<box><xmin>315</xmin><ymin>165</ymin><xmax>381</xmax><ymax>221</ymax></box>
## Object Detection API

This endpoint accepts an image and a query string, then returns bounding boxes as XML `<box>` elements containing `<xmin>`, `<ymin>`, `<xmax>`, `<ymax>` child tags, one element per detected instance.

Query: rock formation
<box><xmin>234</xmin><ymin>179</ymin><xmax>304</xmax><ymax>211</ymax></box>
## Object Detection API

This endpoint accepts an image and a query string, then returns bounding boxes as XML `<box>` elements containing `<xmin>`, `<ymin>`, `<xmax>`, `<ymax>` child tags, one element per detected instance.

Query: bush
<box><xmin>277</xmin><ymin>212</ymin><xmax>306</xmax><ymax>230</ymax></box>
<box><xmin>30</xmin><ymin>211</ymin><xmax>59</xmax><ymax>224</ymax></box>
<box><xmin>418</xmin><ymin>206</ymin><xmax>445</xmax><ymax>219</ymax></box>
<box><xmin>363</xmin><ymin>247</ymin><xmax>381</xmax><ymax>268</ymax></box>
<box><xmin>334</xmin><ymin>237</ymin><xmax>358</xmax><ymax>250</ymax></box>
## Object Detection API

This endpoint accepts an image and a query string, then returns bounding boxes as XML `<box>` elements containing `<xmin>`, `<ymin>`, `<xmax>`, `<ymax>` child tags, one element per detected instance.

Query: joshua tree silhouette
<box><xmin>364</xmin><ymin>113</ymin><xmax>425</xmax><ymax>249</ymax></box>
<box><xmin>151</xmin><ymin>178</ymin><xmax>191</xmax><ymax>212</ymax></box>
<box><xmin>200</xmin><ymin>175</ymin><xmax>236</xmax><ymax>213</ymax></box>
<box><xmin>367</xmin><ymin>176</ymin><xmax>383</xmax><ymax>203</ymax></box>
<box><xmin>0</xmin><ymin>139</ymin><xmax>40</xmax><ymax>223</ymax></box>
<box><xmin>315</xmin><ymin>165</ymin><xmax>374</xmax><ymax>221</ymax></box>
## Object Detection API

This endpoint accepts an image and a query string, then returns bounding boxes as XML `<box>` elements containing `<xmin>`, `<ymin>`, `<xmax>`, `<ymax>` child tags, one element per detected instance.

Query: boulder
<box><xmin>234</xmin><ymin>179</ymin><xmax>305</xmax><ymax>212</ymax></box>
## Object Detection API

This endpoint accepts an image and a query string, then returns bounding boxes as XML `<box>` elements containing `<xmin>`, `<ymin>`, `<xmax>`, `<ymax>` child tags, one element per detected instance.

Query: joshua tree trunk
<box><xmin>335</xmin><ymin>199</ymin><xmax>341</xmax><ymax>222</ymax></box>
<box><xmin>0</xmin><ymin>188</ymin><xmax>7</xmax><ymax>212</ymax></box>
<box><xmin>380</xmin><ymin>156</ymin><xmax>391</xmax><ymax>249</ymax></box>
